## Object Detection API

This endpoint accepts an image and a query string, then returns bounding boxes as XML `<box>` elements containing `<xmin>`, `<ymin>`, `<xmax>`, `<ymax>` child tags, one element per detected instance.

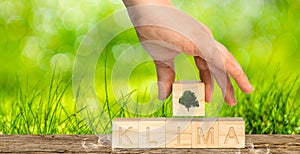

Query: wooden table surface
<box><xmin>0</xmin><ymin>135</ymin><xmax>299</xmax><ymax>153</ymax></box>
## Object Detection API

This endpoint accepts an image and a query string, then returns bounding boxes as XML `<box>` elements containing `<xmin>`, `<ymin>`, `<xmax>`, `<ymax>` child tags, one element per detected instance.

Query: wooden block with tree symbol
<box><xmin>172</xmin><ymin>81</ymin><xmax>205</xmax><ymax>116</ymax></box>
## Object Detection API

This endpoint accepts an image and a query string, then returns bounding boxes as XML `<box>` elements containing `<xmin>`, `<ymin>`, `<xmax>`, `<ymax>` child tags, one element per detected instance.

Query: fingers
<box><xmin>153</xmin><ymin>60</ymin><xmax>175</xmax><ymax>100</ymax></box>
<box><xmin>222</xmin><ymin>74</ymin><xmax>236</xmax><ymax>106</ymax></box>
<box><xmin>210</xmin><ymin>65</ymin><xmax>237</xmax><ymax>106</ymax></box>
<box><xmin>194</xmin><ymin>56</ymin><xmax>214</xmax><ymax>102</ymax></box>
<box><xmin>140</xmin><ymin>40</ymin><xmax>179</xmax><ymax>100</ymax></box>
<box><xmin>215</xmin><ymin>41</ymin><xmax>254</xmax><ymax>94</ymax></box>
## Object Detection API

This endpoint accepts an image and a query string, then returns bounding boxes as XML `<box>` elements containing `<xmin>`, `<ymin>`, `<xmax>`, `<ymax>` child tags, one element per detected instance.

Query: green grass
<box><xmin>219</xmin><ymin>66</ymin><xmax>300</xmax><ymax>134</ymax></box>
<box><xmin>0</xmin><ymin>73</ymin><xmax>91</xmax><ymax>134</ymax></box>
<box><xmin>1</xmin><ymin>64</ymin><xmax>298</xmax><ymax>134</ymax></box>
<box><xmin>0</xmin><ymin>45</ymin><xmax>299</xmax><ymax>135</ymax></box>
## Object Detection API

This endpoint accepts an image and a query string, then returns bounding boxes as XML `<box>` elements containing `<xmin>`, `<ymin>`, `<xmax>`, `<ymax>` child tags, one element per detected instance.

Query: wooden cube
<box><xmin>111</xmin><ymin>117</ymin><xmax>245</xmax><ymax>149</ymax></box>
<box><xmin>112</xmin><ymin>118</ymin><xmax>139</xmax><ymax>149</ymax></box>
<box><xmin>165</xmin><ymin>118</ymin><xmax>192</xmax><ymax>148</ymax></box>
<box><xmin>138</xmin><ymin>118</ymin><xmax>166</xmax><ymax>148</ymax></box>
<box><xmin>218</xmin><ymin>118</ymin><xmax>245</xmax><ymax>148</ymax></box>
<box><xmin>172</xmin><ymin>81</ymin><xmax>205</xmax><ymax>116</ymax></box>
<box><xmin>192</xmin><ymin>118</ymin><xmax>219</xmax><ymax>148</ymax></box>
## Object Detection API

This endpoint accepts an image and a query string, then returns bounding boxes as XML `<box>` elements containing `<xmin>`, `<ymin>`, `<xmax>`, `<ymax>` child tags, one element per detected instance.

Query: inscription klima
<box><xmin>118</xmin><ymin>126</ymin><xmax>239</xmax><ymax>145</ymax></box>
<box><xmin>112</xmin><ymin>118</ymin><xmax>245</xmax><ymax>149</ymax></box>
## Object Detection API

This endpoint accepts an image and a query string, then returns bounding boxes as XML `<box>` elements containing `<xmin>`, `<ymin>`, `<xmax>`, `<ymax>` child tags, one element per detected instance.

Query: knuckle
<box><xmin>154</xmin><ymin>60</ymin><xmax>174</xmax><ymax>68</ymax></box>
<box><xmin>233</xmin><ymin>67</ymin><xmax>243</xmax><ymax>78</ymax></box>
<box><xmin>182</xmin><ymin>40</ymin><xmax>198</xmax><ymax>56</ymax></box>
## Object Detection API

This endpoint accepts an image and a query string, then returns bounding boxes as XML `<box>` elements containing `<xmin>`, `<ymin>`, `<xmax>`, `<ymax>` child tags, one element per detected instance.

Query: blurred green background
<box><xmin>0</xmin><ymin>0</ymin><xmax>299</xmax><ymax>134</ymax></box>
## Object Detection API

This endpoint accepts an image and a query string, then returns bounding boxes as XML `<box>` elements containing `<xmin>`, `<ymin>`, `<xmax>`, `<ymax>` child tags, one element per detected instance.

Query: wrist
<box><xmin>122</xmin><ymin>0</ymin><xmax>174</xmax><ymax>7</ymax></box>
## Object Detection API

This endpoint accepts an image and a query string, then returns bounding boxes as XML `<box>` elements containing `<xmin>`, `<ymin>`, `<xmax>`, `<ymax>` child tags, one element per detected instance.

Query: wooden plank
<box><xmin>218</xmin><ymin>117</ymin><xmax>245</xmax><ymax>148</ymax></box>
<box><xmin>165</xmin><ymin>118</ymin><xmax>193</xmax><ymax>148</ymax></box>
<box><xmin>172</xmin><ymin>81</ymin><xmax>205</xmax><ymax>116</ymax></box>
<box><xmin>192</xmin><ymin>118</ymin><xmax>219</xmax><ymax>148</ymax></box>
<box><xmin>0</xmin><ymin>135</ymin><xmax>111</xmax><ymax>153</ymax></box>
<box><xmin>138</xmin><ymin>118</ymin><xmax>166</xmax><ymax>148</ymax></box>
<box><xmin>112</xmin><ymin>118</ymin><xmax>139</xmax><ymax>149</ymax></box>
<box><xmin>0</xmin><ymin>135</ymin><xmax>299</xmax><ymax>153</ymax></box>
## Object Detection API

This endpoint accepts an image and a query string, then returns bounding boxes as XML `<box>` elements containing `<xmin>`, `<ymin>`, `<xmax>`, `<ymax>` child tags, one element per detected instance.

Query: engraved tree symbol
<box><xmin>179</xmin><ymin>90</ymin><xmax>199</xmax><ymax>111</ymax></box>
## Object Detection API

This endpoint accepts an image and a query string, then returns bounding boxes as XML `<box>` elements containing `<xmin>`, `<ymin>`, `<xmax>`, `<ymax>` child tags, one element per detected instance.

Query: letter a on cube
<box><xmin>218</xmin><ymin>118</ymin><xmax>245</xmax><ymax>148</ymax></box>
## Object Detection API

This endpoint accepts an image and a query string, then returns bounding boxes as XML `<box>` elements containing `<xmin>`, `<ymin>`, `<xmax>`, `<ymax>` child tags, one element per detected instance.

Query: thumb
<box><xmin>154</xmin><ymin>60</ymin><xmax>175</xmax><ymax>100</ymax></box>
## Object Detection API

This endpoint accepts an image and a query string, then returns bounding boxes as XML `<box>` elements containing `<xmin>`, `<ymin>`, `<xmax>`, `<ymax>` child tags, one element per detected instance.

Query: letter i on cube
<box><xmin>172</xmin><ymin>81</ymin><xmax>205</xmax><ymax>116</ymax></box>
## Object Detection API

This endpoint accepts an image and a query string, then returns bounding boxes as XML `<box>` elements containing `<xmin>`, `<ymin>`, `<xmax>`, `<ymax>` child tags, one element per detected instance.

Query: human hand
<box><xmin>122</xmin><ymin>0</ymin><xmax>254</xmax><ymax>106</ymax></box>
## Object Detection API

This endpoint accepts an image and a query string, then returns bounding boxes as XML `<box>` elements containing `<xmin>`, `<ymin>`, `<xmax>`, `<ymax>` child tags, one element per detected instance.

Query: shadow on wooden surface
<box><xmin>0</xmin><ymin>135</ymin><xmax>299</xmax><ymax>153</ymax></box>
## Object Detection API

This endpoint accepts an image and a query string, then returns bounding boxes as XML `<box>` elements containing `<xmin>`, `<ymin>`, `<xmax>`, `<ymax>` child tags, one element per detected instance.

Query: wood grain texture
<box><xmin>165</xmin><ymin>118</ymin><xmax>193</xmax><ymax>148</ymax></box>
<box><xmin>112</xmin><ymin>118</ymin><xmax>139</xmax><ymax>149</ymax></box>
<box><xmin>218</xmin><ymin>118</ymin><xmax>245</xmax><ymax>148</ymax></box>
<box><xmin>138</xmin><ymin>118</ymin><xmax>166</xmax><ymax>148</ymax></box>
<box><xmin>172</xmin><ymin>81</ymin><xmax>205</xmax><ymax>116</ymax></box>
<box><xmin>192</xmin><ymin>118</ymin><xmax>219</xmax><ymax>148</ymax></box>
<box><xmin>0</xmin><ymin>135</ymin><xmax>299</xmax><ymax>153</ymax></box>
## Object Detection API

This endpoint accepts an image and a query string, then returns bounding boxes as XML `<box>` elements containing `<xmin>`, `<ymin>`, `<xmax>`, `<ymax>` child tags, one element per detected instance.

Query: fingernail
<box><xmin>228</xmin><ymin>101</ymin><xmax>237</xmax><ymax>106</ymax></box>
<box><xmin>158</xmin><ymin>93</ymin><xmax>166</xmax><ymax>100</ymax></box>
<box><xmin>228</xmin><ymin>98</ymin><xmax>237</xmax><ymax>106</ymax></box>
<box><xmin>232</xmin><ymin>100</ymin><xmax>237</xmax><ymax>106</ymax></box>
<box><xmin>157</xmin><ymin>82</ymin><xmax>167</xmax><ymax>100</ymax></box>
<box><xmin>246</xmin><ymin>85</ymin><xmax>254</xmax><ymax>94</ymax></box>
<box><xmin>249</xmin><ymin>84</ymin><xmax>254</xmax><ymax>91</ymax></box>
<box><xmin>157</xmin><ymin>90</ymin><xmax>165</xmax><ymax>100</ymax></box>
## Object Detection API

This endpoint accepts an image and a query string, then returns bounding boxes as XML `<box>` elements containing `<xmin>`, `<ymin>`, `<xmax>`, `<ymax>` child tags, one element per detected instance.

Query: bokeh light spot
<box><xmin>110</xmin><ymin>0</ymin><xmax>123</xmax><ymax>5</ymax></box>
<box><xmin>226</xmin><ymin>19</ymin><xmax>253</xmax><ymax>46</ymax></box>
<box><xmin>259</xmin><ymin>16</ymin><xmax>281</xmax><ymax>37</ymax></box>
<box><xmin>248</xmin><ymin>37</ymin><xmax>272</xmax><ymax>58</ymax></box>
<box><xmin>0</xmin><ymin>1</ymin><xmax>17</xmax><ymax>21</ymax></box>
<box><xmin>38</xmin><ymin>49</ymin><xmax>55</xmax><ymax>71</ymax></box>
<box><xmin>6</xmin><ymin>16</ymin><xmax>27</xmax><ymax>40</ymax></box>
<box><xmin>75</xmin><ymin>35</ymin><xmax>95</xmax><ymax>56</ymax></box>
<box><xmin>80</xmin><ymin>0</ymin><xmax>99</xmax><ymax>22</ymax></box>
<box><xmin>112</xmin><ymin>43</ymin><xmax>132</xmax><ymax>59</ymax></box>
<box><xmin>277</xmin><ymin>33</ymin><xmax>298</xmax><ymax>54</ymax></box>
<box><xmin>76</xmin><ymin>23</ymin><xmax>91</xmax><ymax>37</ymax></box>
<box><xmin>62</xmin><ymin>8</ymin><xmax>84</xmax><ymax>30</ymax></box>
<box><xmin>21</xmin><ymin>36</ymin><xmax>40</xmax><ymax>61</ymax></box>
<box><xmin>113</xmin><ymin>10</ymin><xmax>132</xmax><ymax>28</ymax></box>
<box><xmin>33</xmin><ymin>8</ymin><xmax>57</xmax><ymax>33</ymax></box>
<box><xmin>50</xmin><ymin>53</ymin><xmax>70</xmax><ymax>72</ymax></box>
